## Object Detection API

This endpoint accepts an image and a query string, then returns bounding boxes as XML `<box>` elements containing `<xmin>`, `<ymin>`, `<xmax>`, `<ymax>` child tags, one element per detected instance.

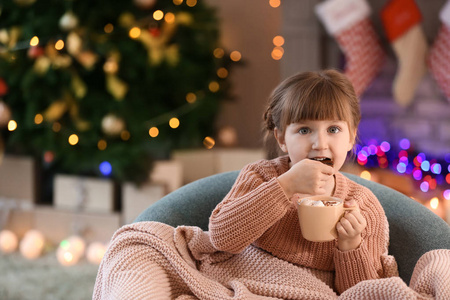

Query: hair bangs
<box><xmin>284</xmin><ymin>78</ymin><xmax>352</xmax><ymax>125</ymax></box>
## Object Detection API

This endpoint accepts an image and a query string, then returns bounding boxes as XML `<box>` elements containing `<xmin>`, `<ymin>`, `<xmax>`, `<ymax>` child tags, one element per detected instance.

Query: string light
<box><xmin>173</xmin><ymin>0</ymin><xmax>183</xmax><ymax>5</ymax></box>
<box><xmin>7</xmin><ymin>120</ymin><xmax>17</xmax><ymax>131</ymax></box>
<box><xmin>269</xmin><ymin>0</ymin><xmax>281</xmax><ymax>8</ymax></box>
<box><xmin>34</xmin><ymin>114</ymin><xmax>43</xmax><ymax>124</ymax></box>
<box><xmin>217</xmin><ymin>67</ymin><xmax>228</xmax><ymax>79</ymax></box>
<box><xmin>55</xmin><ymin>39</ymin><xmax>64</xmax><ymax>50</ymax></box>
<box><xmin>68</xmin><ymin>134</ymin><xmax>79</xmax><ymax>145</ymax></box>
<box><xmin>273</xmin><ymin>35</ymin><xmax>285</xmax><ymax>47</ymax></box>
<box><xmin>121</xmin><ymin>130</ymin><xmax>130</xmax><ymax>141</ymax></box>
<box><xmin>52</xmin><ymin>122</ymin><xmax>61</xmax><ymax>132</ymax></box>
<box><xmin>129</xmin><ymin>27</ymin><xmax>141</xmax><ymax>39</ymax></box>
<box><xmin>213</xmin><ymin>48</ymin><xmax>225</xmax><ymax>59</ymax></box>
<box><xmin>0</xmin><ymin>230</ymin><xmax>19</xmax><ymax>254</ymax></box>
<box><xmin>98</xmin><ymin>139</ymin><xmax>107</xmax><ymax>150</ymax></box>
<box><xmin>164</xmin><ymin>12</ymin><xmax>175</xmax><ymax>24</ymax></box>
<box><xmin>169</xmin><ymin>118</ymin><xmax>180</xmax><ymax>129</ymax></box>
<box><xmin>271</xmin><ymin>46</ymin><xmax>284</xmax><ymax>60</ymax></box>
<box><xmin>30</xmin><ymin>36</ymin><xmax>39</xmax><ymax>46</ymax></box>
<box><xmin>99</xmin><ymin>161</ymin><xmax>112</xmax><ymax>176</ymax></box>
<box><xmin>104</xmin><ymin>23</ymin><xmax>114</xmax><ymax>33</ymax></box>
<box><xmin>203</xmin><ymin>136</ymin><xmax>215</xmax><ymax>149</ymax></box>
<box><xmin>208</xmin><ymin>81</ymin><xmax>219</xmax><ymax>92</ymax></box>
<box><xmin>153</xmin><ymin>10</ymin><xmax>164</xmax><ymax>21</ymax></box>
<box><xmin>230</xmin><ymin>51</ymin><xmax>242</xmax><ymax>62</ymax></box>
<box><xmin>186</xmin><ymin>92</ymin><xmax>197</xmax><ymax>103</ymax></box>
<box><xmin>149</xmin><ymin>127</ymin><xmax>159</xmax><ymax>137</ymax></box>
<box><xmin>186</xmin><ymin>0</ymin><xmax>197</xmax><ymax>7</ymax></box>
<box><xmin>430</xmin><ymin>197</ymin><xmax>439</xmax><ymax>210</ymax></box>
<box><xmin>360</xmin><ymin>170</ymin><xmax>371</xmax><ymax>181</ymax></box>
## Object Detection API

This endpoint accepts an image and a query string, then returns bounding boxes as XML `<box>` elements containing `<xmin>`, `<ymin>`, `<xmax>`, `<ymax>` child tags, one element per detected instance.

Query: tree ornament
<box><xmin>66</xmin><ymin>32</ymin><xmax>83</xmax><ymax>56</ymax></box>
<box><xmin>76</xmin><ymin>51</ymin><xmax>98</xmax><ymax>70</ymax></box>
<box><xmin>427</xmin><ymin>0</ymin><xmax>450</xmax><ymax>102</ymax></box>
<box><xmin>133</xmin><ymin>0</ymin><xmax>156</xmax><ymax>10</ymax></box>
<box><xmin>316</xmin><ymin>0</ymin><xmax>386</xmax><ymax>96</ymax></box>
<box><xmin>13</xmin><ymin>0</ymin><xmax>36</xmax><ymax>6</ymax></box>
<box><xmin>101</xmin><ymin>114</ymin><xmax>126</xmax><ymax>136</ymax></box>
<box><xmin>106</xmin><ymin>74</ymin><xmax>129</xmax><ymax>100</ymax></box>
<box><xmin>27</xmin><ymin>46</ymin><xmax>45</xmax><ymax>59</ymax></box>
<box><xmin>381</xmin><ymin>0</ymin><xmax>428</xmax><ymax>106</ymax></box>
<box><xmin>59</xmin><ymin>11</ymin><xmax>79</xmax><ymax>31</ymax></box>
<box><xmin>0</xmin><ymin>101</ymin><xmax>12</xmax><ymax>126</ymax></box>
<box><xmin>138</xmin><ymin>21</ymin><xmax>178</xmax><ymax>65</ymax></box>
<box><xmin>0</xmin><ymin>78</ymin><xmax>8</xmax><ymax>96</ymax></box>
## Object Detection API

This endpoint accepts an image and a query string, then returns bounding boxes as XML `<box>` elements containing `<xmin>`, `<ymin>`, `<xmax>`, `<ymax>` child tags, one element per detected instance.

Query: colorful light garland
<box><xmin>355</xmin><ymin>138</ymin><xmax>450</xmax><ymax>200</ymax></box>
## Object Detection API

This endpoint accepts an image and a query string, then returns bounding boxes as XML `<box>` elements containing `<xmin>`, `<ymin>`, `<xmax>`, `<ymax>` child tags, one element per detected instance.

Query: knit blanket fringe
<box><xmin>93</xmin><ymin>221</ymin><xmax>450</xmax><ymax>300</ymax></box>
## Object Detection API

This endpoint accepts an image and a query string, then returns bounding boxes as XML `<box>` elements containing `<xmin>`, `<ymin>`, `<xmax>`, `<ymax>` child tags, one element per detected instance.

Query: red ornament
<box><xmin>0</xmin><ymin>78</ymin><xmax>8</xmax><ymax>97</ymax></box>
<box><xmin>149</xmin><ymin>27</ymin><xmax>161</xmax><ymax>37</ymax></box>
<box><xmin>27</xmin><ymin>46</ymin><xmax>45</xmax><ymax>59</ymax></box>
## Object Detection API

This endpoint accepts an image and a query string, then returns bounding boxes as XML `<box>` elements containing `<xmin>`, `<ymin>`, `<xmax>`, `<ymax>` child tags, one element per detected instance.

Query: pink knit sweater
<box><xmin>209</xmin><ymin>155</ymin><xmax>397</xmax><ymax>294</ymax></box>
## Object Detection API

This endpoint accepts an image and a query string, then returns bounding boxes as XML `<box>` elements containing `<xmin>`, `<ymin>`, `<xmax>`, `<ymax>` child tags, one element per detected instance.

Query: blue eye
<box><xmin>328</xmin><ymin>126</ymin><xmax>341</xmax><ymax>134</ymax></box>
<box><xmin>299</xmin><ymin>127</ymin><xmax>310</xmax><ymax>134</ymax></box>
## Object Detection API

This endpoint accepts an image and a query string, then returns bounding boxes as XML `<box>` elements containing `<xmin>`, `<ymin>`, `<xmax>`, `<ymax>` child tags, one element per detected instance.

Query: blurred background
<box><xmin>0</xmin><ymin>0</ymin><xmax>449</xmax><ymax>298</ymax></box>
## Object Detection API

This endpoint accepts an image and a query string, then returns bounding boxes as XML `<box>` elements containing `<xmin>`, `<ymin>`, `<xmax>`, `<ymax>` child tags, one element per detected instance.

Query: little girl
<box><xmin>209</xmin><ymin>69</ymin><xmax>397</xmax><ymax>294</ymax></box>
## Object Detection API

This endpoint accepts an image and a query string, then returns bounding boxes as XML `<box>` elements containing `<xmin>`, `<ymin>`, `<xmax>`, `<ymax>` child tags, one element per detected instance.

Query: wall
<box><xmin>206</xmin><ymin>0</ymin><xmax>281</xmax><ymax>148</ymax></box>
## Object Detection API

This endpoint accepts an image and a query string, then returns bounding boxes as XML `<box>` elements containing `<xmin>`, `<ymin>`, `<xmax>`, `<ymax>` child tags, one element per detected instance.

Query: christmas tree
<box><xmin>0</xmin><ymin>0</ymin><xmax>233</xmax><ymax>183</ymax></box>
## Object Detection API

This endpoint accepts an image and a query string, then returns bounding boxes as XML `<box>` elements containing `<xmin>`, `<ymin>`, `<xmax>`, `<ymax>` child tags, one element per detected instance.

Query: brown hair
<box><xmin>263</xmin><ymin>69</ymin><xmax>361</xmax><ymax>143</ymax></box>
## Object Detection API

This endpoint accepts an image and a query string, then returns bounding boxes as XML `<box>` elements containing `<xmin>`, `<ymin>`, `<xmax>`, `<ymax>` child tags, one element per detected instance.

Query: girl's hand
<box><xmin>277</xmin><ymin>159</ymin><xmax>334</xmax><ymax>198</ymax></box>
<box><xmin>336</xmin><ymin>200</ymin><xmax>367</xmax><ymax>251</ymax></box>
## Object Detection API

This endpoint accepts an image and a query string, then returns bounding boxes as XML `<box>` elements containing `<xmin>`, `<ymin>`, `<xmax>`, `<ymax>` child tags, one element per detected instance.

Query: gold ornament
<box><xmin>138</xmin><ymin>22</ymin><xmax>178</xmax><ymax>65</ymax></box>
<box><xmin>44</xmin><ymin>100</ymin><xmax>68</xmax><ymax>122</ymax></box>
<box><xmin>13</xmin><ymin>0</ymin><xmax>36</xmax><ymax>6</ymax></box>
<box><xmin>59</xmin><ymin>11</ymin><xmax>79</xmax><ymax>31</ymax></box>
<box><xmin>133</xmin><ymin>0</ymin><xmax>156</xmax><ymax>9</ymax></box>
<box><xmin>76</xmin><ymin>51</ymin><xmax>98</xmax><ymax>70</ymax></box>
<box><xmin>106</xmin><ymin>74</ymin><xmax>128</xmax><ymax>100</ymax></box>
<box><xmin>101</xmin><ymin>114</ymin><xmax>126</xmax><ymax>136</ymax></box>
<box><xmin>71</xmin><ymin>75</ymin><xmax>87</xmax><ymax>99</ymax></box>
<box><xmin>66</xmin><ymin>31</ymin><xmax>82</xmax><ymax>56</ymax></box>
<box><xmin>118</xmin><ymin>13</ymin><xmax>136</xmax><ymax>28</ymax></box>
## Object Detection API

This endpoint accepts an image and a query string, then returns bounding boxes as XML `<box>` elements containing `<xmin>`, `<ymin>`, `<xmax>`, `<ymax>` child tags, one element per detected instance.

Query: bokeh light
<box><xmin>99</xmin><ymin>161</ymin><xmax>112</xmax><ymax>176</ymax></box>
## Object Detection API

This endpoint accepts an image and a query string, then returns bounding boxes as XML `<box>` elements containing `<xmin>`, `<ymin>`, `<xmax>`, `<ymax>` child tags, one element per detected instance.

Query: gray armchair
<box><xmin>134</xmin><ymin>171</ymin><xmax>450</xmax><ymax>285</ymax></box>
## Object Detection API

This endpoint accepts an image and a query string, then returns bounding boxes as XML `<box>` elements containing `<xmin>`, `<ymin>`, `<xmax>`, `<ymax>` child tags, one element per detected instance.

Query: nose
<box><xmin>311</xmin><ymin>131</ymin><xmax>328</xmax><ymax>150</ymax></box>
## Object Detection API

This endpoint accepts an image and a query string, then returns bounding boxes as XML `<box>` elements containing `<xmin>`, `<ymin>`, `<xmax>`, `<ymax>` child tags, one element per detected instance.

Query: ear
<box><xmin>347</xmin><ymin>129</ymin><xmax>357</xmax><ymax>151</ymax></box>
<box><xmin>274</xmin><ymin>127</ymin><xmax>288</xmax><ymax>153</ymax></box>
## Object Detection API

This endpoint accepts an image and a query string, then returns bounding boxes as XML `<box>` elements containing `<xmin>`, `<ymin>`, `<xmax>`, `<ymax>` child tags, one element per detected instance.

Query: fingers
<box><xmin>337</xmin><ymin>211</ymin><xmax>367</xmax><ymax>237</ymax></box>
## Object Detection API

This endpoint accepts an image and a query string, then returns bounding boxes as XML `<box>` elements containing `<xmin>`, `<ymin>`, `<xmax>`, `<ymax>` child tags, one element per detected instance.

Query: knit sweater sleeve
<box><xmin>333</xmin><ymin>182</ymin><xmax>396</xmax><ymax>294</ymax></box>
<box><xmin>208</xmin><ymin>160</ymin><xmax>291</xmax><ymax>254</ymax></box>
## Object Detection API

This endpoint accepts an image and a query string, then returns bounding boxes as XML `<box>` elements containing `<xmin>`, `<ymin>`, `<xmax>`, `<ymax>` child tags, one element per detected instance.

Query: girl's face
<box><xmin>275</xmin><ymin>119</ymin><xmax>355</xmax><ymax>171</ymax></box>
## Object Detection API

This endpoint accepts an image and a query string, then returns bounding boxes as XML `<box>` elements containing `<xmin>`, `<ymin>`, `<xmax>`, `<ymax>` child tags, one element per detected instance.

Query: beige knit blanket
<box><xmin>93</xmin><ymin>222</ymin><xmax>450</xmax><ymax>300</ymax></box>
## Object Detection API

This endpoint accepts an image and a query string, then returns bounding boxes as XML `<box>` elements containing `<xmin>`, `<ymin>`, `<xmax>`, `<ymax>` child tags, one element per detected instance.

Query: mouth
<box><xmin>310</xmin><ymin>157</ymin><xmax>334</xmax><ymax>167</ymax></box>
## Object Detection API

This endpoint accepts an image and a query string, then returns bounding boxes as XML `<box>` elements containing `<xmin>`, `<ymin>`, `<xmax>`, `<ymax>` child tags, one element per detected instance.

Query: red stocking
<box><xmin>427</xmin><ymin>0</ymin><xmax>450</xmax><ymax>102</ymax></box>
<box><xmin>381</xmin><ymin>0</ymin><xmax>428</xmax><ymax>107</ymax></box>
<box><xmin>316</xmin><ymin>0</ymin><xmax>386</xmax><ymax>96</ymax></box>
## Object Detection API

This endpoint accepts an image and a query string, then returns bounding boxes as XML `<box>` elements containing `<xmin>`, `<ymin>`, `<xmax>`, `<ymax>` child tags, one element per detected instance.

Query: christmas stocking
<box><xmin>427</xmin><ymin>0</ymin><xmax>450</xmax><ymax>102</ymax></box>
<box><xmin>315</xmin><ymin>0</ymin><xmax>385</xmax><ymax>96</ymax></box>
<box><xmin>381</xmin><ymin>0</ymin><xmax>428</xmax><ymax>106</ymax></box>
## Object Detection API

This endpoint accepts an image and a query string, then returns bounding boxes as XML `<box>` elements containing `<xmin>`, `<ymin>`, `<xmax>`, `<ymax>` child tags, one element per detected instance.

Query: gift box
<box><xmin>121</xmin><ymin>182</ymin><xmax>165</xmax><ymax>225</ymax></box>
<box><xmin>0</xmin><ymin>155</ymin><xmax>35</xmax><ymax>204</ymax></box>
<box><xmin>150</xmin><ymin>160</ymin><xmax>183</xmax><ymax>194</ymax></box>
<box><xmin>53</xmin><ymin>174</ymin><xmax>116</xmax><ymax>213</ymax></box>
<box><xmin>172</xmin><ymin>148</ymin><xmax>265</xmax><ymax>184</ymax></box>
<box><xmin>32</xmin><ymin>206</ymin><xmax>121</xmax><ymax>245</ymax></box>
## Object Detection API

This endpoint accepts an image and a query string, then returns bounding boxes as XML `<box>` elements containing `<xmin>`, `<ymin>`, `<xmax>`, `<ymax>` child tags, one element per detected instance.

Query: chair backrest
<box><xmin>134</xmin><ymin>171</ymin><xmax>450</xmax><ymax>285</ymax></box>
